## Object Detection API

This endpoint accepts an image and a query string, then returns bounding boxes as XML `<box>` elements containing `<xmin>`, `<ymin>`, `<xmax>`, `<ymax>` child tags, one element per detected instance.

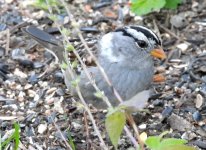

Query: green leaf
<box><xmin>60</xmin><ymin>62</ymin><xmax>68</xmax><ymax>70</ymax></box>
<box><xmin>145</xmin><ymin>131</ymin><xmax>196</xmax><ymax>150</ymax></box>
<box><xmin>61</xmin><ymin>28</ymin><xmax>71</xmax><ymax>37</ymax></box>
<box><xmin>71</xmin><ymin>60</ymin><xmax>78</xmax><ymax>69</ymax></box>
<box><xmin>71</xmin><ymin>77</ymin><xmax>80</xmax><ymax>87</ymax></box>
<box><xmin>165</xmin><ymin>0</ymin><xmax>181</xmax><ymax>9</ymax></box>
<box><xmin>94</xmin><ymin>91</ymin><xmax>104</xmax><ymax>99</ymax></box>
<box><xmin>14</xmin><ymin>123</ymin><xmax>20</xmax><ymax>150</ymax></box>
<box><xmin>105</xmin><ymin>108</ymin><xmax>126</xmax><ymax>149</ymax></box>
<box><xmin>159</xmin><ymin>144</ymin><xmax>197</xmax><ymax>150</ymax></box>
<box><xmin>1</xmin><ymin>123</ymin><xmax>20</xmax><ymax>150</ymax></box>
<box><xmin>160</xmin><ymin>138</ymin><xmax>187</xmax><ymax>147</ymax></box>
<box><xmin>49</xmin><ymin>14</ymin><xmax>58</xmax><ymax>21</ymax></box>
<box><xmin>1</xmin><ymin>132</ymin><xmax>14</xmax><ymax>148</ymax></box>
<box><xmin>146</xmin><ymin>135</ymin><xmax>196</xmax><ymax>150</ymax></box>
<box><xmin>145</xmin><ymin>136</ymin><xmax>161</xmax><ymax>149</ymax></box>
<box><xmin>106</xmin><ymin>107</ymin><xmax>122</xmax><ymax>117</ymax></box>
<box><xmin>66</xmin><ymin>44</ymin><xmax>75</xmax><ymax>52</ymax></box>
<box><xmin>32</xmin><ymin>0</ymin><xmax>62</xmax><ymax>11</ymax></box>
<box><xmin>67</xmin><ymin>131</ymin><xmax>76</xmax><ymax>150</ymax></box>
<box><xmin>131</xmin><ymin>0</ymin><xmax>166</xmax><ymax>16</ymax></box>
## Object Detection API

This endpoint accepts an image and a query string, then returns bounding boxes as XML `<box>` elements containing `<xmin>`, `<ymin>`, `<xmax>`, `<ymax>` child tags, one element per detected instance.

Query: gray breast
<box><xmin>75</xmin><ymin>57</ymin><xmax>154</xmax><ymax>108</ymax></box>
<box><xmin>95</xmin><ymin>60</ymin><xmax>154</xmax><ymax>106</ymax></box>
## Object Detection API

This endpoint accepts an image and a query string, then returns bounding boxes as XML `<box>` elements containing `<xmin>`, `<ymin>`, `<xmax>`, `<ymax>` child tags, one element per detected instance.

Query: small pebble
<box><xmin>56</xmin><ymin>88</ymin><xmax>65</xmax><ymax>96</ymax></box>
<box><xmin>0</xmin><ymin>24</ymin><xmax>7</xmax><ymax>31</ymax></box>
<box><xmin>138</xmin><ymin>124</ymin><xmax>147</xmax><ymax>130</ymax></box>
<box><xmin>26</xmin><ymin>126</ymin><xmax>35</xmax><ymax>137</ymax></box>
<box><xmin>18</xmin><ymin>59</ymin><xmax>34</xmax><ymax>68</ymax></box>
<box><xmin>46</xmin><ymin>87</ymin><xmax>57</xmax><ymax>95</ymax></box>
<box><xmin>72</xmin><ymin>122</ymin><xmax>82</xmax><ymax>130</ymax></box>
<box><xmin>14</xmin><ymin>68</ymin><xmax>27</xmax><ymax>78</ymax></box>
<box><xmin>181</xmin><ymin>131</ymin><xmax>196</xmax><ymax>140</ymax></box>
<box><xmin>27</xmin><ymin>90</ymin><xmax>36</xmax><ymax>97</ymax></box>
<box><xmin>162</xmin><ymin>106</ymin><xmax>173</xmax><ymax>118</ymax></box>
<box><xmin>176</xmin><ymin>43</ymin><xmax>189</xmax><ymax>52</ymax></box>
<box><xmin>181</xmin><ymin>74</ymin><xmax>190</xmax><ymax>82</ymax></box>
<box><xmin>28</xmin><ymin>73</ymin><xmax>38</xmax><ymax>84</ymax></box>
<box><xmin>193</xmin><ymin>111</ymin><xmax>202</xmax><ymax>122</ymax></box>
<box><xmin>33</xmin><ymin>62</ymin><xmax>44</xmax><ymax>69</ymax></box>
<box><xmin>18</xmin><ymin>91</ymin><xmax>25</xmax><ymax>102</ymax></box>
<box><xmin>195</xmin><ymin>140</ymin><xmax>206</xmax><ymax>149</ymax></box>
<box><xmin>45</xmin><ymin>98</ymin><xmax>55</xmax><ymax>105</ymax></box>
<box><xmin>46</xmin><ymin>112</ymin><xmax>56</xmax><ymax>124</ymax></box>
<box><xmin>38</xmin><ymin>124</ymin><xmax>47</xmax><ymax>134</ymax></box>
<box><xmin>152</xmin><ymin>99</ymin><xmax>164</xmax><ymax>106</ymax></box>
<box><xmin>11</xmin><ymin>48</ymin><xmax>25</xmax><ymax>60</ymax></box>
<box><xmin>24</xmin><ymin>83</ymin><xmax>32</xmax><ymax>90</ymax></box>
<box><xmin>53</xmin><ymin>71</ymin><xmax>64</xmax><ymax>83</ymax></box>
<box><xmin>170</xmin><ymin>14</ymin><xmax>188</xmax><ymax>28</ymax></box>
<box><xmin>156</xmin><ymin>66</ymin><xmax>165</xmax><ymax>73</ymax></box>
<box><xmin>195</xmin><ymin>94</ymin><xmax>204</xmax><ymax>109</ymax></box>
<box><xmin>44</xmin><ymin>51</ymin><xmax>53</xmax><ymax>60</ymax></box>
<box><xmin>39</xmin><ymin>81</ymin><xmax>48</xmax><ymax>87</ymax></box>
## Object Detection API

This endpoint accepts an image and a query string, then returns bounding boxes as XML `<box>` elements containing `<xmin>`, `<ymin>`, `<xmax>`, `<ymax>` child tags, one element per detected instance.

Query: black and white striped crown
<box><xmin>115</xmin><ymin>25</ymin><xmax>161</xmax><ymax>46</ymax></box>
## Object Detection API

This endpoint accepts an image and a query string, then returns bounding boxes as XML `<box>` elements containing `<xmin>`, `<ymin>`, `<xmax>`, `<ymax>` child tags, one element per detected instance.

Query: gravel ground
<box><xmin>0</xmin><ymin>0</ymin><xmax>206</xmax><ymax>149</ymax></box>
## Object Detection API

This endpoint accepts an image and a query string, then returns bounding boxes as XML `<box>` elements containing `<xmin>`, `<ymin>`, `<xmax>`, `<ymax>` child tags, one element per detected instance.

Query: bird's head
<box><xmin>98</xmin><ymin>25</ymin><xmax>166</xmax><ymax>67</ymax></box>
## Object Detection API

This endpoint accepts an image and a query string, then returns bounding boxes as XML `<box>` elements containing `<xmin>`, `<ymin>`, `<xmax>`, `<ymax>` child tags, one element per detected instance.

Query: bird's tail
<box><xmin>22</xmin><ymin>26</ymin><xmax>76</xmax><ymax>90</ymax></box>
<box><xmin>22</xmin><ymin>26</ymin><xmax>65</xmax><ymax>62</ymax></box>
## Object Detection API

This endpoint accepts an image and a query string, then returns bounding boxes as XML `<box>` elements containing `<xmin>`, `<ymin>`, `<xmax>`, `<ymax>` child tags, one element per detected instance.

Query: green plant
<box><xmin>105</xmin><ymin>107</ymin><xmax>196</xmax><ymax>150</ymax></box>
<box><xmin>67</xmin><ymin>131</ymin><xmax>76</xmax><ymax>150</ymax></box>
<box><xmin>0</xmin><ymin>123</ymin><xmax>20</xmax><ymax>150</ymax></box>
<box><xmin>105</xmin><ymin>107</ymin><xmax>126</xmax><ymax>149</ymax></box>
<box><xmin>33</xmin><ymin>0</ymin><xmax>63</xmax><ymax>12</ymax></box>
<box><xmin>131</xmin><ymin>0</ymin><xmax>182</xmax><ymax>16</ymax></box>
<box><xmin>145</xmin><ymin>131</ymin><xmax>196</xmax><ymax>150</ymax></box>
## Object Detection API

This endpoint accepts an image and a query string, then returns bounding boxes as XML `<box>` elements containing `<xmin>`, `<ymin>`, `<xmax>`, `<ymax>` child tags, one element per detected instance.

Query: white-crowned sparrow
<box><xmin>23</xmin><ymin>26</ymin><xmax>166</xmax><ymax>108</ymax></box>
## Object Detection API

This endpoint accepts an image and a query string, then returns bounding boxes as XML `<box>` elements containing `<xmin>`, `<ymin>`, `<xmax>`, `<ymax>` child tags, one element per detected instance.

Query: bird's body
<box><xmin>73</xmin><ymin>60</ymin><xmax>154</xmax><ymax>108</ymax></box>
<box><xmin>23</xmin><ymin>26</ymin><xmax>165</xmax><ymax>108</ymax></box>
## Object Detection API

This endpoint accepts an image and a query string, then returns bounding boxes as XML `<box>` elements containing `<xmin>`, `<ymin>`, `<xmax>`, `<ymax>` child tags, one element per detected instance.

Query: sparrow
<box><xmin>23</xmin><ymin>26</ymin><xmax>166</xmax><ymax>108</ymax></box>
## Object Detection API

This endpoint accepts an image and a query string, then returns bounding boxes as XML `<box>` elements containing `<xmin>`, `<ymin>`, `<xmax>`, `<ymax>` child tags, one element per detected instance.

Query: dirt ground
<box><xmin>0</xmin><ymin>0</ymin><xmax>206</xmax><ymax>149</ymax></box>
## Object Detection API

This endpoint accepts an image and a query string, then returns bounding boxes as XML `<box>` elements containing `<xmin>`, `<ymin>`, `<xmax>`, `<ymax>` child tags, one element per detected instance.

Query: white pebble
<box><xmin>177</xmin><ymin>43</ymin><xmax>189</xmax><ymax>52</ymax></box>
<box><xmin>138</xmin><ymin>124</ymin><xmax>147</xmax><ymax>130</ymax></box>
<box><xmin>38</xmin><ymin>124</ymin><xmax>47</xmax><ymax>134</ymax></box>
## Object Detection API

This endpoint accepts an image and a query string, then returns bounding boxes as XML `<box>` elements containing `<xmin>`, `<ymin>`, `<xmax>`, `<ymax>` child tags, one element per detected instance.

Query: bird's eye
<box><xmin>136</xmin><ymin>40</ymin><xmax>148</xmax><ymax>48</ymax></box>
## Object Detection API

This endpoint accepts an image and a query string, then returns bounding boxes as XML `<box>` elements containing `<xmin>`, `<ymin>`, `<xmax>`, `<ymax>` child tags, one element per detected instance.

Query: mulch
<box><xmin>0</xmin><ymin>0</ymin><xmax>206</xmax><ymax>149</ymax></box>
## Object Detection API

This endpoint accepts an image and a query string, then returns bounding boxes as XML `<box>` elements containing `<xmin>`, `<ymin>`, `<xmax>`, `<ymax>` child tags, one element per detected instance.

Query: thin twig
<box><xmin>126</xmin><ymin>113</ymin><xmax>145</xmax><ymax>150</ymax></box>
<box><xmin>59</xmin><ymin>23</ymin><xmax>109</xmax><ymax>150</ymax></box>
<box><xmin>158</xmin><ymin>24</ymin><xmax>181</xmax><ymax>40</ymax></box>
<box><xmin>61</xmin><ymin>0</ymin><xmax>140</xmax><ymax>148</ymax></box>
<box><xmin>49</xmin><ymin>116</ymin><xmax>73</xmax><ymax>150</ymax></box>
<box><xmin>46</xmin><ymin>1</ymin><xmax>108</xmax><ymax>149</ymax></box>
<box><xmin>83</xmin><ymin>111</ymin><xmax>90</xmax><ymax>150</ymax></box>
<box><xmin>158</xmin><ymin>24</ymin><xmax>190</xmax><ymax>46</ymax></box>
<box><xmin>123</xmin><ymin>126</ymin><xmax>139</xmax><ymax>148</ymax></box>
<box><xmin>61</xmin><ymin>1</ymin><xmax>112</xmax><ymax>107</ymax></box>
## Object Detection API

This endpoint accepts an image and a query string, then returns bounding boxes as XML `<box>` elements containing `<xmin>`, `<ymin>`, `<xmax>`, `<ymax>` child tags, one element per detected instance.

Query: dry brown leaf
<box><xmin>84</xmin><ymin>4</ymin><xmax>92</xmax><ymax>13</ymax></box>
<box><xmin>153</xmin><ymin>74</ymin><xmax>166</xmax><ymax>82</ymax></box>
<box><xmin>103</xmin><ymin>9</ymin><xmax>117</xmax><ymax>19</ymax></box>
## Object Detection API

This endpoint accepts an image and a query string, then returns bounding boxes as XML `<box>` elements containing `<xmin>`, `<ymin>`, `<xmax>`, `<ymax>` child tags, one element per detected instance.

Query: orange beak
<box><xmin>150</xmin><ymin>46</ymin><xmax>166</xmax><ymax>60</ymax></box>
